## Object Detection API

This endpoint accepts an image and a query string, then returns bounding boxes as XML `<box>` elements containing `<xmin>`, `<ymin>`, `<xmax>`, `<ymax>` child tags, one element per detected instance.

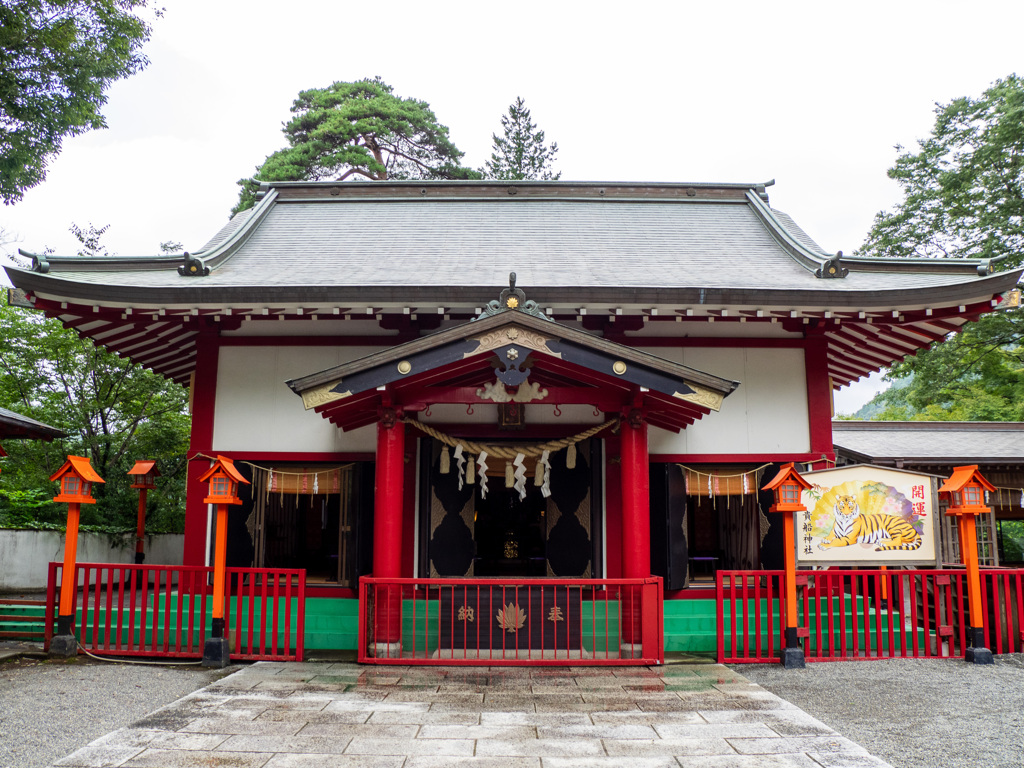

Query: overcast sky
<box><xmin>3</xmin><ymin>0</ymin><xmax>1022</xmax><ymax>412</ymax></box>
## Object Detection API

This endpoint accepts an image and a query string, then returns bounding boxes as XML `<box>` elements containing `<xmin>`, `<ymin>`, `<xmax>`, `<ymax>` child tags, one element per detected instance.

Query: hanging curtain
<box><xmin>679</xmin><ymin>465</ymin><xmax>763</xmax><ymax>497</ymax></box>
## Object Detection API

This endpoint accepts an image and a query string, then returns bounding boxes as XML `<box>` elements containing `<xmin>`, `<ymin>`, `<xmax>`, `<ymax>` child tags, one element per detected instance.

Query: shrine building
<box><xmin>6</xmin><ymin>179</ymin><xmax>1021</xmax><ymax>656</ymax></box>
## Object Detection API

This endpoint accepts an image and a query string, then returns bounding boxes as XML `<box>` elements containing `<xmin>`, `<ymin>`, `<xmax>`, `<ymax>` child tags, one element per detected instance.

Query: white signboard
<box><xmin>796</xmin><ymin>465</ymin><xmax>939</xmax><ymax>566</ymax></box>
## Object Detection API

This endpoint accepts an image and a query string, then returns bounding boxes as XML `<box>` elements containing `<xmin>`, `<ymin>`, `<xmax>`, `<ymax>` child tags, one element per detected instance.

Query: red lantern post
<box><xmin>49</xmin><ymin>456</ymin><xmax>105</xmax><ymax>657</ymax></box>
<box><xmin>128</xmin><ymin>460</ymin><xmax>160</xmax><ymax>564</ymax></box>
<box><xmin>762</xmin><ymin>462</ymin><xmax>813</xmax><ymax>669</ymax></box>
<box><xmin>198</xmin><ymin>456</ymin><xmax>250</xmax><ymax>667</ymax></box>
<box><xmin>939</xmin><ymin>465</ymin><xmax>995</xmax><ymax>664</ymax></box>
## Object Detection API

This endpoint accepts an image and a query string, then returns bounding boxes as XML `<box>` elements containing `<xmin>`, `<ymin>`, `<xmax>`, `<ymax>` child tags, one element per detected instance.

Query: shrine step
<box><xmin>0</xmin><ymin>599</ymin><xmax>48</xmax><ymax>641</ymax></box>
<box><xmin>664</xmin><ymin>599</ymin><xmax>717</xmax><ymax>655</ymax></box>
<box><xmin>303</xmin><ymin>597</ymin><xmax>359</xmax><ymax>650</ymax></box>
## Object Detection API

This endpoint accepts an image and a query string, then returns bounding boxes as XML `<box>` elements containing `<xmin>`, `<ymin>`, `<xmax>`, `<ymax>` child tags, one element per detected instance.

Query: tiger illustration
<box><xmin>818</xmin><ymin>495</ymin><xmax>921</xmax><ymax>551</ymax></box>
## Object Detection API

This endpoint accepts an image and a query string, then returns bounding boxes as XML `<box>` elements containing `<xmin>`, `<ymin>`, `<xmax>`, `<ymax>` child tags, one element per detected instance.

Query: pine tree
<box><xmin>483</xmin><ymin>97</ymin><xmax>560</xmax><ymax>181</ymax></box>
<box><xmin>234</xmin><ymin>77</ymin><xmax>478</xmax><ymax>213</ymax></box>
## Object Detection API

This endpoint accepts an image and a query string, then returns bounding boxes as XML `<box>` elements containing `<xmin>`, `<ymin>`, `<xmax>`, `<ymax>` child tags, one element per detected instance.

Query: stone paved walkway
<box><xmin>52</xmin><ymin>662</ymin><xmax>893</xmax><ymax>767</ymax></box>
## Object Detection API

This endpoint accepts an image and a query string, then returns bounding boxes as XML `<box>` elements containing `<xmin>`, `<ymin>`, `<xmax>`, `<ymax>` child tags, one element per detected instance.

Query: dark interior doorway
<box><xmin>473</xmin><ymin>483</ymin><xmax>547</xmax><ymax>577</ymax></box>
<box><xmin>263</xmin><ymin>494</ymin><xmax>343</xmax><ymax>582</ymax></box>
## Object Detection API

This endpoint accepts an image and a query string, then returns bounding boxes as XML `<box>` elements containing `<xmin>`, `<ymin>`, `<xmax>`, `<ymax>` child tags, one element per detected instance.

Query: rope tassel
<box><xmin>505</xmin><ymin>460</ymin><xmax>514</xmax><ymax>488</ymax></box>
<box><xmin>440</xmin><ymin>446</ymin><xmax>450</xmax><ymax>475</ymax></box>
<box><xmin>466</xmin><ymin>455</ymin><xmax>475</xmax><ymax>485</ymax></box>
<box><xmin>566</xmin><ymin>443</ymin><xmax>577</xmax><ymax>469</ymax></box>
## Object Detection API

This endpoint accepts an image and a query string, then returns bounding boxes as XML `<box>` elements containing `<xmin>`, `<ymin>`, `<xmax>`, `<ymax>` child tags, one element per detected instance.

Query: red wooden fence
<box><xmin>359</xmin><ymin>576</ymin><xmax>664</xmax><ymax>666</ymax></box>
<box><xmin>718</xmin><ymin>568</ymin><xmax>1024</xmax><ymax>664</ymax></box>
<box><xmin>45</xmin><ymin>562</ymin><xmax>305</xmax><ymax>661</ymax></box>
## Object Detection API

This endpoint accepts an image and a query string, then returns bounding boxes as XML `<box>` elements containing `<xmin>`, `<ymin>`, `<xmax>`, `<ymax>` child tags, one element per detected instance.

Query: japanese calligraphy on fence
<box><xmin>795</xmin><ymin>465</ymin><xmax>940</xmax><ymax>565</ymax></box>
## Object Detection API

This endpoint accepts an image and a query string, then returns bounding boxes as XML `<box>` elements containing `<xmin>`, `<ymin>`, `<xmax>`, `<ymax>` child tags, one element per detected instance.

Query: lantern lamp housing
<box><xmin>128</xmin><ymin>459</ymin><xmax>160</xmax><ymax>490</ymax></box>
<box><xmin>198</xmin><ymin>456</ymin><xmax>250</xmax><ymax>506</ymax></box>
<box><xmin>50</xmin><ymin>455</ymin><xmax>105</xmax><ymax>504</ymax></box>
<box><xmin>761</xmin><ymin>462</ymin><xmax>814</xmax><ymax>514</ymax></box>
<box><xmin>939</xmin><ymin>465</ymin><xmax>996</xmax><ymax>517</ymax></box>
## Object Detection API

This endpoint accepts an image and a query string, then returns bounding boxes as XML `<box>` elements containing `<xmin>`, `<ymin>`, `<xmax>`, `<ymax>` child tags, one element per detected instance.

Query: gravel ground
<box><xmin>0</xmin><ymin>653</ymin><xmax>229</xmax><ymax>768</ymax></box>
<box><xmin>739</xmin><ymin>654</ymin><xmax>1024</xmax><ymax>768</ymax></box>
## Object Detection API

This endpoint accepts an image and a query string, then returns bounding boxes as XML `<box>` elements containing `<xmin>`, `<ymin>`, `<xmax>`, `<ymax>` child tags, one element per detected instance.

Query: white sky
<box><xmin>3</xmin><ymin>0</ymin><xmax>1022</xmax><ymax>413</ymax></box>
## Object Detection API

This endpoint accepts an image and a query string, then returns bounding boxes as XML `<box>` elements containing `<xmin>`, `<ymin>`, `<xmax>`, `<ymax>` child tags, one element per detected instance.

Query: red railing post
<box><xmin>715</xmin><ymin>571</ymin><xmax>725</xmax><ymax>662</ymax></box>
<box><xmin>44</xmin><ymin>562</ymin><xmax>58</xmax><ymax>650</ymax></box>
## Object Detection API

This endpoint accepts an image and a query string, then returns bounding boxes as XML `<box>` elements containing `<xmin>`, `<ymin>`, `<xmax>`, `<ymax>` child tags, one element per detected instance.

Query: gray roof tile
<box><xmin>833</xmin><ymin>421</ymin><xmax>1024</xmax><ymax>462</ymax></box>
<box><xmin>19</xmin><ymin>196</ymin><xmax>1009</xmax><ymax>297</ymax></box>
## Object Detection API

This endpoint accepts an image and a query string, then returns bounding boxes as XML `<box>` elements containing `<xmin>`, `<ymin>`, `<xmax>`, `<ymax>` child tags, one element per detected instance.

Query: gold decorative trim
<box><xmin>301</xmin><ymin>383</ymin><xmax>350</xmax><ymax>410</ymax></box>
<box><xmin>467</xmin><ymin>325</ymin><xmax>559</xmax><ymax>358</ymax></box>
<box><xmin>476</xmin><ymin>378</ymin><xmax>549</xmax><ymax>403</ymax></box>
<box><xmin>674</xmin><ymin>384</ymin><xmax>725</xmax><ymax>412</ymax></box>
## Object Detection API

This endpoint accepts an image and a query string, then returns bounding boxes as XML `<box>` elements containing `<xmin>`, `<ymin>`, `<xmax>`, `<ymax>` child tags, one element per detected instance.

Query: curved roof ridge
<box><xmin>17</xmin><ymin>249</ymin><xmax>182</xmax><ymax>274</ymax></box>
<box><xmin>260</xmin><ymin>178</ymin><xmax>773</xmax><ymax>192</ymax></box>
<box><xmin>745</xmin><ymin>190</ymin><xmax>835</xmax><ymax>274</ymax></box>
<box><xmin>748</xmin><ymin>192</ymin><xmax>994</xmax><ymax>278</ymax></box>
<box><xmin>188</xmin><ymin>188</ymin><xmax>279</xmax><ymax>272</ymax></box>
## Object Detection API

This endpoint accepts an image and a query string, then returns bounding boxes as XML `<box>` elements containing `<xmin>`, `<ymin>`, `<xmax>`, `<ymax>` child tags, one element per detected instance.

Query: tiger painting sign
<box><xmin>796</xmin><ymin>465</ymin><xmax>940</xmax><ymax>565</ymax></box>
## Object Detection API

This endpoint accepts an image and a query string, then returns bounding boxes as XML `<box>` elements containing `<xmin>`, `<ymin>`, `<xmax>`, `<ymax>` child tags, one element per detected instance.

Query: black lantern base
<box><xmin>202</xmin><ymin>637</ymin><xmax>230</xmax><ymax>667</ymax></box>
<box><xmin>50</xmin><ymin>614</ymin><xmax>77</xmax><ymax>657</ymax></box>
<box><xmin>966</xmin><ymin>627</ymin><xmax>994</xmax><ymax>665</ymax></box>
<box><xmin>202</xmin><ymin>618</ymin><xmax>230</xmax><ymax>667</ymax></box>
<box><xmin>49</xmin><ymin>634</ymin><xmax>78</xmax><ymax>657</ymax></box>
<box><xmin>782</xmin><ymin>627</ymin><xmax>806</xmax><ymax>669</ymax></box>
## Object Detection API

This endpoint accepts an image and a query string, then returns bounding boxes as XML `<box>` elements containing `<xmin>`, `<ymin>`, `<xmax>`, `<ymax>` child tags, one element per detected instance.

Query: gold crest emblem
<box><xmin>496</xmin><ymin>602</ymin><xmax>526</xmax><ymax>633</ymax></box>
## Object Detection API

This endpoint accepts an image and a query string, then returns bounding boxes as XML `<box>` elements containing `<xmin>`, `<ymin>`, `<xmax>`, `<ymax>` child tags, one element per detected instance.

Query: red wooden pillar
<box><xmin>184</xmin><ymin>326</ymin><xmax>219</xmax><ymax>566</ymax></box>
<box><xmin>804</xmin><ymin>333</ymin><xmax>835</xmax><ymax>469</ymax></box>
<box><xmin>372</xmin><ymin>407</ymin><xmax>405</xmax><ymax>656</ymax></box>
<box><xmin>620</xmin><ymin>408</ymin><xmax>650</xmax><ymax>655</ymax></box>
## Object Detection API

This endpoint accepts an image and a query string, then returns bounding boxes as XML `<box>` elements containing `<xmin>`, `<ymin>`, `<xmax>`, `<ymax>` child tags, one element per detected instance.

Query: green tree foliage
<box><xmin>483</xmin><ymin>97</ymin><xmax>560</xmax><ymax>181</ymax></box>
<box><xmin>234</xmin><ymin>77</ymin><xmax>479</xmax><ymax>213</ymax></box>
<box><xmin>858</xmin><ymin>75</ymin><xmax>1024</xmax><ymax>421</ymax></box>
<box><xmin>860</xmin><ymin>74</ymin><xmax>1024</xmax><ymax>265</ymax></box>
<box><xmin>0</xmin><ymin>293</ymin><xmax>190</xmax><ymax>532</ymax></box>
<box><xmin>0</xmin><ymin>1</ymin><xmax>158</xmax><ymax>204</ymax></box>
<box><xmin>861</xmin><ymin>312</ymin><xmax>1024</xmax><ymax>421</ymax></box>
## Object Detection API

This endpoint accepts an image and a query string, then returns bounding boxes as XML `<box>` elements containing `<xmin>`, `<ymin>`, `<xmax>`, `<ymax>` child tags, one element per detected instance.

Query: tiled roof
<box><xmin>833</xmin><ymin>421</ymin><xmax>1024</xmax><ymax>464</ymax></box>
<box><xmin>5</xmin><ymin>180</ymin><xmax>1020</xmax><ymax>387</ymax></box>
<box><xmin>12</xmin><ymin>184</ymin><xmax>1003</xmax><ymax>299</ymax></box>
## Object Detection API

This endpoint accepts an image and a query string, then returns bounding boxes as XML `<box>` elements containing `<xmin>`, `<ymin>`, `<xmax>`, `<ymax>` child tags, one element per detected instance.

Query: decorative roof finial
<box><xmin>178</xmin><ymin>252</ymin><xmax>209</xmax><ymax>277</ymax></box>
<box><xmin>473</xmin><ymin>272</ymin><xmax>554</xmax><ymax>321</ymax></box>
<box><xmin>815</xmin><ymin>251</ymin><xmax>848</xmax><ymax>279</ymax></box>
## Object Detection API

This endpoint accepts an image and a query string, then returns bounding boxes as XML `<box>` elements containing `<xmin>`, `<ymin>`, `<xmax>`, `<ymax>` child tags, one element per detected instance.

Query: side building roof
<box><xmin>0</xmin><ymin>406</ymin><xmax>65</xmax><ymax>441</ymax></box>
<box><xmin>833</xmin><ymin>421</ymin><xmax>1024</xmax><ymax>466</ymax></box>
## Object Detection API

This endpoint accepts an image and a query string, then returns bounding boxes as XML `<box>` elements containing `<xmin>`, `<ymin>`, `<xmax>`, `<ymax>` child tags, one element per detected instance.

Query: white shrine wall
<box><xmin>213</xmin><ymin>345</ymin><xmax>382</xmax><ymax>453</ymax></box>
<box><xmin>210</xmin><ymin>343</ymin><xmax>811</xmax><ymax>457</ymax></box>
<box><xmin>641</xmin><ymin>347</ymin><xmax>810</xmax><ymax>456</ymax></box>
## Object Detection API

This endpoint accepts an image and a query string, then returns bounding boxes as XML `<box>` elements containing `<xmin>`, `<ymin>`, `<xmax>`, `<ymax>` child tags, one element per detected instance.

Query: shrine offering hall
<box><xmin>8</xmin><ymin>180</ymin><xmax>1019</xmax><ymax>658</ymax></box>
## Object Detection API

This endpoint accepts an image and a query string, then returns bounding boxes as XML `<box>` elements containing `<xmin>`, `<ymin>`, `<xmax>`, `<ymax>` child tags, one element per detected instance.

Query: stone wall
<box><xmin>0</xmin><ymin>530</ymin><xmax>185</xmax><ymax>591</ymax></box>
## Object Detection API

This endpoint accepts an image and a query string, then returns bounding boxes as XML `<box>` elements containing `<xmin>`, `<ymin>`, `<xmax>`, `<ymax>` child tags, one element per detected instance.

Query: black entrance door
<box><xmin>419</xmin><ymin>438</ymin><xmax>603</xmax><ymax>579</ymax></box>
<box><xmin>474</xmin><ymin>483</ymin><xmax>547</xmax><ymax>577</ymax></box>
